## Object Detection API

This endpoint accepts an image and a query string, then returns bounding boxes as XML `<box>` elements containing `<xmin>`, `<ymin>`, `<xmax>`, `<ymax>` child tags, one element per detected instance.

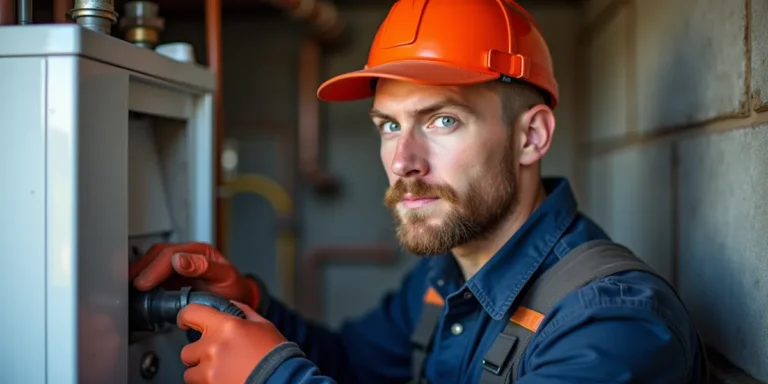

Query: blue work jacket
<box><xmin>255</xmin><ymin>177</ymin><xmax>705</xmax><ymax>383</ymax></box>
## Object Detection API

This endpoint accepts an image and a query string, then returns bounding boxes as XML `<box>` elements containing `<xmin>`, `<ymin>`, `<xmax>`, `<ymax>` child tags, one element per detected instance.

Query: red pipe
<box><xmin>53</xmin><ymin>0</ymin><xmax>72</xmax><ymax>23</ymax></box>
<box><xmin>298</xmin><ymin>39</ymin><xmax>340</xmax><ymax>194</ymax></box>
<box><xmin>206</xmin><ymin>0</ymin><xmax>225</xmax><ymax>247</ymax></box>
<box><xmin>0</xmin><ymin>0</ymin><xmax>15</xmax><ymax>24</ymax></box>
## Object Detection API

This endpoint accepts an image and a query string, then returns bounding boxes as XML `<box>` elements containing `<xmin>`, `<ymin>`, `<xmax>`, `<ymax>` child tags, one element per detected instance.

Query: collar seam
<box><xmin>475</xmin><ymin>209</ymin><xmax>578</xmax><ymax>320</ymax></box>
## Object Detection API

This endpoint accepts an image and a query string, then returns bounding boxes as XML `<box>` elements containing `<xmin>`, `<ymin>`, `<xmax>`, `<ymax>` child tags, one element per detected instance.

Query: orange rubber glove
<box><xmin>177</xmin><ymin>301</ymin><xmax>289</xmax><ymax>384</ymax></box>
<box><xmin>130</xmin><ymin>242</ymin><xmax>262</xmax><ymax>311</ymax></box>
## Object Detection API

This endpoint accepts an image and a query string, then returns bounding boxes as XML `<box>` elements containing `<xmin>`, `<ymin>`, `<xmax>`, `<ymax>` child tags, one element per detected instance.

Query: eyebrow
<box><xmin>369</xmin><ymin>98</ymin><xmax>477</xmax><ymax>121</ymax></box>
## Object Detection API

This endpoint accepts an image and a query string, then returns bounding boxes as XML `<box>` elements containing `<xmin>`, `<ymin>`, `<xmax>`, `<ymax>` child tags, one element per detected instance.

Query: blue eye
<box><xmin>381</xmin><ymin>121</ymin><xmax>401</xmax><ymax>133</ymax></box>
<box><xmin>434</xmin><ymin>116</ymin><xmax>457</xmax><ymax>128</ymax></box>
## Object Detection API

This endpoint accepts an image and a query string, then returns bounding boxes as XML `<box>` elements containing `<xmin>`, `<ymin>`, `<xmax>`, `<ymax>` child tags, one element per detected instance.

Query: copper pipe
<box><xmin>206</xmin><ymin>0</ymin><xmax>225</xmax><ymax>247</ymax></box>
<box><xmin>0</xmin><ymin>0</ymin><xmax>15</xmax><ymax>24</ymax></box>
<box><xmin>298</xmin><ymin>39</ymin><xmax>340</xmax><ymax>194</ymax></box>
<box><xmin>265</xmin><ymin>0</ymin><xmax>345</xmax><ymax>43</ymax></box>
<box><xmin>53</xmin><ymin>0</ymin><xmax>72</xmax><ymax>23</ymax></box>
<box><xmin>297</xmin><ymin>244</ymin><xmax>397</xmax><ymax>320</ymax></box>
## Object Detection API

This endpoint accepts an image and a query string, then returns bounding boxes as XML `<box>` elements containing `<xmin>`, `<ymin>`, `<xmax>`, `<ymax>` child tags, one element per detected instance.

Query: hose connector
<box><xmin>129</xmin><ymin>286</ymin><xmax>246</xmax><ymax>340</ymax></box>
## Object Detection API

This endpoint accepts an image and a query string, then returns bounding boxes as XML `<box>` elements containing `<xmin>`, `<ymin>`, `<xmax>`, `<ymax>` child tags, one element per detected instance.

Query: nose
<box><xmin>390</xmin><ymin>132</ymin><xmax>429</xmax><ymax>178</ymax></box>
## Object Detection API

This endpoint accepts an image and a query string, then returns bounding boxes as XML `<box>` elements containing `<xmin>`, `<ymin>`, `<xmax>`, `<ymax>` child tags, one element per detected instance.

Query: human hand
<box><xmin>130</xmin><ymin>242</ymin><xmax>261</xmax><ymax>310</ymax></box>
<box><xmin>177</xmin><ymin>301</ymin><xmax>288</xmax><ymax>384</ymax></box>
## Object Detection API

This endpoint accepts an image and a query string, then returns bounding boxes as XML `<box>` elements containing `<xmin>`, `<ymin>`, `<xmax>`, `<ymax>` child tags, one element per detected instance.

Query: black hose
<box><xmin>130</xmin><ymin>286</ymin><xmax>246</xmax><ymax>342</ymax></box>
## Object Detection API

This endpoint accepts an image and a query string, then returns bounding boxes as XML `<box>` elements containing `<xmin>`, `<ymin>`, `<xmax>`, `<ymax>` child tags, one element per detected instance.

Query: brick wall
<box><xmin>579</xmin><ymin>0</ymin><xmax>768</xmax><ymax>381</ymax></box>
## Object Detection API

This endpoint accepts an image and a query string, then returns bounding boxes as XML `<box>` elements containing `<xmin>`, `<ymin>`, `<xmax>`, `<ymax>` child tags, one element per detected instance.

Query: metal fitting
<box><xmin>69</xmin><ymin>0</ymin><xmax>118</xmax><ymax>34</ymax></box>
<box><xmin>139</xmin><ymin>352</ymin><xmax>159</xmax><ymax>380</ymax></box>
<box><xmin>119</xmin><ymin>1</ymin><xmax>165</xmax><ymax>49</ymax></box>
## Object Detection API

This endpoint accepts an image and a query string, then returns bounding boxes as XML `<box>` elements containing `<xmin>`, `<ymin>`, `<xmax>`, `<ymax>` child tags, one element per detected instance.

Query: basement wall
<box><xmin>579</xmin><ymin>0</ymin><xmax>768</xmax><ymax>382</ymax></box>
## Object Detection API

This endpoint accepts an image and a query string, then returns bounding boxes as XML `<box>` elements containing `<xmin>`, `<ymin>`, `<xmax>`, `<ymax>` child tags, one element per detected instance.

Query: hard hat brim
<box><xmin>316</xmin><ymin>60</ymin><xmax>498</xmax><ymax>102</ymax></box>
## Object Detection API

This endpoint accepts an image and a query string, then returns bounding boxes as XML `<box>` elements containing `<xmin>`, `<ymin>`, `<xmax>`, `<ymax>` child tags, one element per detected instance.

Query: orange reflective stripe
<box><xmin>423</xmin><ymin>286</ymin><xmax>444</xmax><ymax>307</ymax></box>
<box><xmin>509</xmin><ymin>306</ymin><xmax>544</xmax><ymax>332</ymax></box>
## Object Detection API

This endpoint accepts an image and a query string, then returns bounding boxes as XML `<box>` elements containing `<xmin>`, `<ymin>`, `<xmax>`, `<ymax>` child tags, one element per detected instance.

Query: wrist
<box><xmin>245</xmin><ymin>342</ymin><xmax>305</xmax><ymax>384</ymax></box>
<box><xmin>243</xmin><ymin>274</ymin><xmax>271</xmax><ymax>315</ymax></box>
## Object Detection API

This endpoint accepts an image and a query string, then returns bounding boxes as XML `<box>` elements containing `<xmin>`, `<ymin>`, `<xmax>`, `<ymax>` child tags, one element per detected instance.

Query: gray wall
<box><xmin>580</xmin><ymin>0</ymin><xmax>768</xmax><ymax>381</ymax></box>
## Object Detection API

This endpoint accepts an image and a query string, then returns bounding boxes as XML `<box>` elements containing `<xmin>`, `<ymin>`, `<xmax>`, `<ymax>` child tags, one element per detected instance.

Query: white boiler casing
<box><xmin>0</xmin><ymin>24</ymin><xmax>216</xmax><ymax>384</ymax></box>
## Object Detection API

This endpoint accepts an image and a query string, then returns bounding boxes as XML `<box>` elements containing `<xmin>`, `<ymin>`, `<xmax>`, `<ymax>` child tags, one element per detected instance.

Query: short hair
<box><xmin>483</xmin><ymin>79</ymin><xmax>548</xmax><ymax>128</ymax></box>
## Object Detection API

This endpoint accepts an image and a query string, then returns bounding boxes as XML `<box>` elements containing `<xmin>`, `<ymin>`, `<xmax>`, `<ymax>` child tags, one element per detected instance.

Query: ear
<box><xmin>517</xmin><ymin>105</ymin><xmax>555</xmax><ymax>166</ymax></box>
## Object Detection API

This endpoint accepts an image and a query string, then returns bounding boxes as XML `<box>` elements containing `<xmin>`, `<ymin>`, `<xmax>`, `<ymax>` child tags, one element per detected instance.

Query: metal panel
<box><xmin>128</xmin><ymin>79</ymin><xmax>193</xmax><ymax>120</ymax></box>
<box><xmin>128</xmin><ymin>116</ymin><xmax>174</xmax><ymax>237</ymax></box>
<box><xmin>0</xmin><ymin>57</ymin><xmax>47</xmax><ymax>384</ymax></box>
<box><xmin>188</xmin><ymin>94</ymin><xmax>215</xmax><ymax>242</ymax></box>
<box><xmin>46</xmin><ymin>56</ymin><xmax>130</xmax><ymax>384</ymax></box>
<box><xmin>124</xmin><ymin>74</ymin><xmax>213</xmax><ymax>384</ymax></box>
<box><xmin>0</xmin><ymin>25</ymin><xmax>215</xmax><ymax>91</ymax></box>
<box><xmin>148</xmin><ymin>104</ymin><xmax>214</xmax><ymax>244</ymax></box>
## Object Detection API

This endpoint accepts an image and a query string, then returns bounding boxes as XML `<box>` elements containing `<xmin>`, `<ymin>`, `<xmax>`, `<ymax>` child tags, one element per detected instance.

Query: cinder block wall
<box><xmin>579</xmin><ymin>0</ymin><xmax>768</xmax><ymax>381</ymax></box>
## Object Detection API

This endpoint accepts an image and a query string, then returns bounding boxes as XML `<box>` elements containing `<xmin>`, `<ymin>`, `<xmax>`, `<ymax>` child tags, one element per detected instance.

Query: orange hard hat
<box><xmin>316</xmin><ymin>0</ymin><xmax>559</xmax><ymax>108</ymax></box>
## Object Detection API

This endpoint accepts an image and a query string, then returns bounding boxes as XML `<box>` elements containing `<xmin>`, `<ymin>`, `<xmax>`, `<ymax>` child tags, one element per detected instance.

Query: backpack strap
<box><xmin>410</xmin><ymin>287</ymin><xmax>444</xmax><ymax>383</ymax></box>
<box><xmin>478</xmin><ymin>239</ymin><xmax>660</xmax><ymax>384</ymax></box>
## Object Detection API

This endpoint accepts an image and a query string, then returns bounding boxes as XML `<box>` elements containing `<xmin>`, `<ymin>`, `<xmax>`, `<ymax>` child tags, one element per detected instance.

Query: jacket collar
<box><xmin>426</xmin><ymin>177</ymin><xmax>579</xmax><ymax>320</ymax></box>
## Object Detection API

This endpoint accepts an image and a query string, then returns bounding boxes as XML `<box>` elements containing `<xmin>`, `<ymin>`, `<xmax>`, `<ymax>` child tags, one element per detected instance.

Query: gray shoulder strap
<box><xmin>521</xmin><ymin>239</ymin><xmax>657</xmax><ymax>314</ymax></box>
<box><xmin>479</xmin><ymin>239</ymin><xmax>660</xmax><ymax>384</ymax></box>
<box><xmin>410</xmin><ymin>302</ymin><xmax>442</xmax><ymax>382</ymax></box>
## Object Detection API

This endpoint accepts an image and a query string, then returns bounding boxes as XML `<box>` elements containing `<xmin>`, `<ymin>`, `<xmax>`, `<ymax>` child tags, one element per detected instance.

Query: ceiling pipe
<box><xmin>263</xmin><ymin>0</ymin><xmax>346</xmax><ymax>44</ymax></box>
<box><xmin>0</xmin><ymin>0</ymin><xmax>15</xmax><ymax>24</ymax></box>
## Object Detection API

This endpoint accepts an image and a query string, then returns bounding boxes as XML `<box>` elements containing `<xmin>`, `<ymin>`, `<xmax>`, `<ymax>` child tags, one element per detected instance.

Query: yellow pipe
<box><xmin>219</xmin><ymin>174</ymin><xmax>296</xmax><ymax>306</ymax></box>
<box><xmin>224</xmin><ymin>174</ymin><xmax>293</xmax><ymax>214</ymax></box>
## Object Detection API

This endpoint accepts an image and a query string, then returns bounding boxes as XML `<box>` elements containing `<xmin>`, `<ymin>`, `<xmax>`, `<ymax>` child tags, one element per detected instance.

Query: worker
<box><xmin>131</xmin><ymin>1</ymin><xmax>708</xmax><ymax>383</ymax></box>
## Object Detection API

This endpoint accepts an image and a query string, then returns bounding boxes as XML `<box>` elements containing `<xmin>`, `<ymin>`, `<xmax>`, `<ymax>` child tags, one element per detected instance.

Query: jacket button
<box><xmin>450</xmin><ymin>323</ymin><xmax>463</xmax><ymax>335</ymax></box>
<box><xmin>463</xmin><ymin>291</ymin><xmax>472</xmax><ymax>300</ymax></box>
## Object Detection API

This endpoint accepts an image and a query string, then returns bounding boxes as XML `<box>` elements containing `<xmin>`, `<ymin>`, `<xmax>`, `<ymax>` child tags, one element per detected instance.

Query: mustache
<box><xmin>384</xmin><ymin>178</ymin><xmax>458</xmax><ymax>207</ymax></box>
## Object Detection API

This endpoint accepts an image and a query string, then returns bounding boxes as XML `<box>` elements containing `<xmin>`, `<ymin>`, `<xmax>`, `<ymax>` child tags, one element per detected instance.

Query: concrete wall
<box><xmin>580</xmin><ymin>0</ymin><xmax>768</xmax><ymax>381</ymax></box>
<box><xmin>527</xmin><ymin>2</ymin><xmax>583</xmax><ymax>187</ymax></box>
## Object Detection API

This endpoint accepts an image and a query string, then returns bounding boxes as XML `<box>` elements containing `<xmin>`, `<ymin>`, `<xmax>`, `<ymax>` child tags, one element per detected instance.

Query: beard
<box><xmin>384</xmin><ymin>146</ymin><xmax>518</xmax><ymax>256</ymax></box>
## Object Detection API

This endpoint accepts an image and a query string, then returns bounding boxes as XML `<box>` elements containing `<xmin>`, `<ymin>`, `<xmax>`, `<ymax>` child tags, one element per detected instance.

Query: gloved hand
<box><xmin>177</xmin><ymin>301</ymin><xmax>288</xmax><ymax>384</ymax></box>
<box><xmin>130</xmin><ymin>242</ymin><xmax>261</xmax><ymax>311</ymax></box>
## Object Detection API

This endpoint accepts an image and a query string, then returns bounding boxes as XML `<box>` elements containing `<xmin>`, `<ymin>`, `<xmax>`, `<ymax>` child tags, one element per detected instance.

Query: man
<box><xmin>131</xmin><ymin>1</ymin><xmax>706</xmax><ymax>383</ymax></box>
